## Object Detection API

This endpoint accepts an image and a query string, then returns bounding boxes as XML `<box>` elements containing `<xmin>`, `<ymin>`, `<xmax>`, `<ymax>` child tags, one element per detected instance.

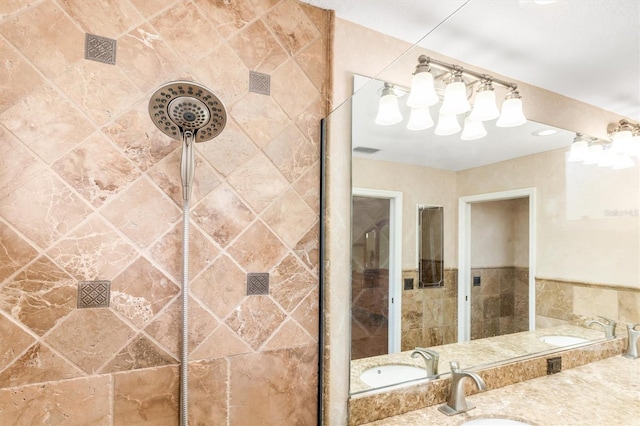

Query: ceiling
<box><xmin>300</xmin><ymin>0</ymin><xmax>639</xmax><ymax>170</ymax></box>
<box><xmin>301</xmin><ymin>0</ymin><xmax>640</xmax><ymax>121</ymax></box>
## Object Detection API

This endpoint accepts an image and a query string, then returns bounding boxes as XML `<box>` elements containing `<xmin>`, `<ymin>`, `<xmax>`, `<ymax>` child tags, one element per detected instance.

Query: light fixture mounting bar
<box><xmin>418</xmin><ymin>54</ymin><xmax>518</xmax><ymax>91</ymax></box>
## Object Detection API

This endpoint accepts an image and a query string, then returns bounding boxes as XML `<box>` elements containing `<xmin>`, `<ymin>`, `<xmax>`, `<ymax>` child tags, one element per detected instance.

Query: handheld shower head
<box><xmin>148</xmin><ymin>81</ymin><xmax>227</xmax><ymax>201</ymax></box>
<box><xmin>149</xmin><ymin>80</ymin><xmax>227</xmax><ymax>142</ymax></box>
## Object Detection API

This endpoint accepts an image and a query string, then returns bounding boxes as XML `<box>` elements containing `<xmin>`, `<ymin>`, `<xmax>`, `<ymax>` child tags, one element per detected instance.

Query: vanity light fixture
<box><xmin>568</xmin><ymin>123</ymin><xmax>638</xmax><ymax>170</ymax></box>
<box><xmin>407</xmin><ymin>107</ymin><xmax>435</xmax><ymax>131</ymax></box>
<box><xmin>460</xmin><ymin>116</ymin><xmax>487</xmax><ymax>140</ymax></box>
<box><xmin>567</xmin><ymin>133</ymin><xmax>591</xmax><ymax>162</ymax></box>
<box><xmin>440</xmin><ymin>69</ymin><xmax>471</xmax><ymax>115</ymax></box>
<box><xmin>407</xmin><ymin>56</ymin><xmax>439</xmax><ymax>108</ymax></box>
<box><xmin>469</xmin><ymin>79</ymin><xmax>501</xmax><ymax>121</ymax></box>
<box><xmin>375</xmin><ymin>83</ymin><xmax>403</xmax><ymax>126</ymax></box>
<box><xmin>378</xmin><ymin>55</ymin><xmax>527</xmax><ymax>141</ymax></box>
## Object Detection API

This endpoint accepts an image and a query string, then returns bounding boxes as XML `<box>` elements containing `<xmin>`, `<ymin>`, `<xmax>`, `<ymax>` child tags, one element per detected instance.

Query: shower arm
<box><xmin>181</xmin><ymin>130</ymin><xmax>195</xmax><ymax>202</ymax></box>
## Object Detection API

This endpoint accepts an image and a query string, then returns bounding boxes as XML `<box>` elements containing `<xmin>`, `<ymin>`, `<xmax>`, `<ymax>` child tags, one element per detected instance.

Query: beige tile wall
<box><xmin>0</xmin><ymin>0</ymin><xmax>329</xmax><ymax>424</ymax></box>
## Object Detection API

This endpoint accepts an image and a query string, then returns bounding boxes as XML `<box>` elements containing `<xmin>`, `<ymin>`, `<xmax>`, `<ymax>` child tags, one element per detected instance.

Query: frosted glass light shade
<box><xmin>496</xmin><ymin>97</ymin><xmax>527</xmax><ymax>127</ymax></box>
<box><xmin>440</xmin><ymin>81</ymin><xmax>470</xmax><ymax>115</ymax></box>
<box><xmin>375</xmin><ymin>93</ymin><xmax>403</xmax><ymax>126</ymax></box>
<box><xmin>626</xmin><ymin>134</ymin><xmax>640</xmax><ymax>158</ymax></box>
<box><xmin>434</xmin><ymin>113</ymin><xmax>461</xmax><ymax>136</ymax></box>
<box><xmin>461</xmin><ymin>117</ymin><xmax>487</xmax><ymax>140</ymax></box>
<box><xmin>407</xmin><ymin>107</ymin><xmax>434</xmax><ymax>131</ymax></box>
<box><xmin>407</xmin><ymin>71</ymin><xmax>439</xmax><ymax>108</ymax></box>
<box><xmin>597</xmin><ymin>148</ymin><xmax>615</xmax><ymax>168</ymax></box>
<box><xmin>567</xmin><ymin>140</ymin><xmax>588</xmax><ymax>162</ymax></box>
<box><xmin>612</xmin><ymin>152</ymin><xmax>635</xmax><ymax>170</ymax></box>
<box><xmin>583</xmin><ymin>144</ymin><xmax>603</xmax><ymax>165</ymax></box>
<box><xmin>612</xmin><ymin>130</ymin><xmax>632</xmax><ymax>153</ymax></box>
<box><xmin>469</xmin><ymin>89</ymin><xmax>500</xmax><ymax>121</ymax></box>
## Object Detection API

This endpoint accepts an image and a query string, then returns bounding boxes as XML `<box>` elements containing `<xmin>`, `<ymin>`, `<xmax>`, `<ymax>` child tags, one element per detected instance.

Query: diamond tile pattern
<box><xmin>0</xmin><ymin>0</ymin><xmax>326</xmax><ymax>424</ymax></box>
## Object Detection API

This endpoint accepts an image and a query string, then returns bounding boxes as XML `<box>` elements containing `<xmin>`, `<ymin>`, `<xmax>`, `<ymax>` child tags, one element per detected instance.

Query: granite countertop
<box><xmin>362</xmin><ymin>355</ymin><xmax>640</xmax><ymax>425</ymax></box>
<box><xmin>351</xmin><ymin>324</ymin><xmax>606</xmax><ymax>394</ymax></box>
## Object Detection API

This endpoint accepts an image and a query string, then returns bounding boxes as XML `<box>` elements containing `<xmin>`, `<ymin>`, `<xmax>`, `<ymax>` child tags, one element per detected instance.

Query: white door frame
<box><xmin>353</xmin><ymin>187</ymin><xmax>403</xmax><ymax>353</ymax></box>
<box><xmin>457</xmin><ymin>188</ymin><xmax>537</xmax><ymax>342</ymax></box>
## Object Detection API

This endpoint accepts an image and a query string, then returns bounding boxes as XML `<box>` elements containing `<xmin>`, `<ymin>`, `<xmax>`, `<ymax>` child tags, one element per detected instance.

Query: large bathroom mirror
<box><xmin>321</xmin><ymin>0</ymin><xmax>639</xmax><ymax>422</ymax></box>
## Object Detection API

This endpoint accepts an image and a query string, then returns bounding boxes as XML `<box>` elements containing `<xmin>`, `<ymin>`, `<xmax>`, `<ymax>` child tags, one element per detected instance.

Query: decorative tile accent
<box><xmin>84</xmin><ymin>33</ymin><xmax>116</xmax><ymax>65</ymax></box>
<box><xmin>247</xmin><ymin>273</ymin><xmax>269</xmax><ymax>295</ymax></box>
<box><xmin>77</xmin><ymin>280</ymin><xmax>111</xmax><ymax>308</ymax></box>
<box><xmin>249</xmin><ymin>70</ymin><xmax>270</xmax><ymax>95</ymax></box>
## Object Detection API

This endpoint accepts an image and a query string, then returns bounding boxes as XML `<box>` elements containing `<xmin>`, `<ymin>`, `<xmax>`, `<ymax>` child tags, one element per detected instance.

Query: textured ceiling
<box><xmin>302</xmin><ymin>0</ymin><xmax>640</xmax><ymax>120</ymax></box>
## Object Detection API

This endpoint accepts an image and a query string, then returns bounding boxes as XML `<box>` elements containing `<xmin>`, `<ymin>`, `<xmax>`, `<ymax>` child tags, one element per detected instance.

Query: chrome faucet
<box><xmin>411</xmin><ymin>347</ymin><xmax>439</xmax><ymax>376</ymax></box>
<box><xmin>623</xmin><ymin>323</ymin><xmax>640</xmax><ymax>359</ymax></box>
<box><xmin>586</xmin><ymin>316</ymin><xmax>617</xmax><ymax>338</ymax></box>
<box><xmin>438</xmin><ymin>361</ymin><xmax>487</xmax><ymax>416</ymax></box>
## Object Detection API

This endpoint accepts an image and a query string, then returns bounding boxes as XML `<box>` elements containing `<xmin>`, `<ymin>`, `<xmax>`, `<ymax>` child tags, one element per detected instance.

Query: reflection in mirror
<box><xmin>347</xmin><ymin>74</ymin><xmax>639</xmax><ymax>395</ymax></box>
<box><xmin>418</xmin><ymin>205</ymin><xmax>444</xmax><ymax>288</ymax></box>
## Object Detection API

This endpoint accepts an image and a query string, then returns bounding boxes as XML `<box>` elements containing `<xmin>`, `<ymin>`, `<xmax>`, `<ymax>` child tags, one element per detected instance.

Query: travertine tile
<box><xmin>264</xmin><ymin>0</ymin><xmax>320</xmax><ymax>55</ymax></box>
<box><xmin>264</xmin><ymin>317</ymin><xmax>315</xmax><ymax>350</ymax></box>
<box><xmin>227</xmin><ymin>221</ymin><xmax>288</xmax><ymax>272</ymax></box>
<box><xmin>101</xmin><ymin>177</ymin><xmax>180</xmax><ymax>248</ymax></box>
<box><xmin>191</xmin><ymin>323</ymin><xmax>252</xmax><ymax>360</ymax></box>
<box><xmin>0</xmin><ymin>342</ymin><xmax>83</xmax><ymax>387</ymax></box>
<box><xmin>292</xmin><ymin>160</ymin><xmax>320</xmax><ymax>213</ymax></box>
<box><xmin>193</xmin><ymin>0</ymin><xmax>256</xmax><ymax>38</ymax></box>
<box><xmin>225</xmin><ymin>296</ymin><xmax>286</xmax><ymax>350</ymax></box>
<box><xmin>46</xmin><ymin>214</ymin><xmax>138</xmax><ymax>280</ymax></box>
<box><xmin>144</xmin><ymin>297</ymin><xmax>218</xmax><ymax>356</ymax></box>
<box><xmin>113</xmin><ymin>365</ymin><xmax>179</xmax><ymax>425</ymax></box>
<box><xmin>269</xmin><ymin>253</ymin><xmax>316</xmax><ymax>313</ymax></box>
<box><xmin>197</xmin><ymin>117</ymin><xmax>257</xmax><ymax>177</ymax></box>
<box><xmin>102</xmin><ymin>99</ymin><xmax>179</xmax><ymax>172</ymax></box>
<box><xmin>293</xmin><ymin>226</ymin><xmax>319</xmax><ymax>273</ymax></box>
<box><xmin>149</xmin><ymin>221</ymin><xmax>219</xmax><ymax>282</ymax></box>
<box><xmin>110</xmin><ymin>256</ymin><xmax>179</xmax><ymax>329</ymax></box>
<box><xmin>117</xmin><ymin>23</ymin><xmax>183</xmax><ymax>93</ymax></box>
<box><xmin>262</xmin><ymin>189</ymin><xmax>316</xmax><ymax>247</ymax></box>
<box><xmin>0</xmin><ymin>127</ymin><xmax>45</xmax><ymax>200</ymax></box>
<box><xmin>295</xmin><ymin>37</ymin><xmax>327</xmax><ymax>91</ymax></box>
<box><xmin>45</xmin><ymin>309</ymin><xmax>136</xmax><ymax>373</ymax></box>
<box><xmin>147</xmin><ymin>149</ymin><xmax>222</xmax><ymax>207</ymax></box>
<box><xmin>0</xmin><ymin>221</ymin><xmax>38</xmax><ymax>284</ymax></box>
<box><xmin>291</xmin><ymin>285</ymin><xmax>319</xmax><ymax>339</ymax></box>
<box><xmin>150</xmin><ymin>1</ymin><xmax>222</xmax><ymax>64</ymax></box>
<box><xmin>0</xmin><ymin>39</ymin><xmax>45</xmax><ymax>113</ymax></box>
<box><xmin>227</xmin><ymin>19</ymin><xmax>288</xmax><ymax>73</ymax></box>
<box><xmin>0</xmin><ymin>312</ymin><xmax>35</xmax><ymax>371</ymax></box>
<box><xmin>264</xmin><ymin>124</ymin><xmax>318</xmax><ymax>183</ymax></box>
<box><xmin>619</xmin><ymin>290</ymin><xmax>640</xmax><ymax>323</ymax></box>
<box><xmin>0</xmin><ymin>1</ymin><xmax>84</xmax><ymax>79</ymax></box>
<box><xmin>101</xmin><ymin>334</ymin><xmax>177</xmax><ymax>373</ymax></box>
<box><xmin>191</xmin><ymin>254</ymin><xmax>247</xmax><ymax>319</ymax></box>
<box><xmin>53</xmin><ymin>61</ymin><xmax>144</xmax><ymax>126</ymax></box>
<box><xmin>57</xmin><ymin>0</ymin><xmax>144</xmax><ymax>38</ymax></box>
<box><xmin>52</xmin><ymin>132</ymin><xmax>141</xmax><ymax>207</ymax></box>
<box><xmin>229</xmin><ymin>346</ymin><xmax>317</xmax><ymax>425</ymax></box>
<box><xmin>230</xmin><ymin>92</ymin><xmax>290</xmax><ymax>148</ymax></box>
<box><xmin>188</xmin><ymin>358</ymin><xmax>228</xmax><ymax>425</ymax></box>
<box><xmin>0</xmin><ymin>256</ymin><xmax>75</xmax><ymax>335</ymax></box>
<box><xmin>193</xmin><ymin>183</ymin><xmax>255</xmax><ymax>248</ymax></box>
<box><xmin>0</xmin><ymin>83</ymin><xmax>93</xmax><ymax>164</ymax></box>
<box><xmin>192</xmin><ymin>41</ymin><xmax>250</xmax><ymax>107</ymax></box>
<box><xmin>270</xmin><ymin>59</ymin><xmax>319</xmax><ymax>119</ymax></box>
<box><xmin>0</xmin><ymin>170</ymin><xmax>92</xmax><ymax>249</ymax></box>
<box><xmin>227</xmin><ymin>153</ymin><xmax>289</xmax><ymax>212</ymax></box>
<box><xmin>0</xmin><ymin>375</ymin><xmax>111</xmax><ymax>425</ymax></box>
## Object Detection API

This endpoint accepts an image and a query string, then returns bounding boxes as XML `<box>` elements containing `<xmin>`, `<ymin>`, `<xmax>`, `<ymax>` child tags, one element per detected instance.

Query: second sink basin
<box><xmin>540</xmin><ymin>335</ymin><xmax>589</xmax><ymax>346</ymax></box>
<box><xmin>359</xmin><ymin>364</ymin><xmax>426</xmax><ymax>387</ymax></box>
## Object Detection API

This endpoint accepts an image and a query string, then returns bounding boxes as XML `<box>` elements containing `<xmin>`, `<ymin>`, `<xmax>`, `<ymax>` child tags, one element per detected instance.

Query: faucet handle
<box><xmin>598</xmin><ymin>316</ymin><xmax>617</xmax><ymax>325</ymax></box>
<box><xmin>449</xmin><ymin>360</ymin><xmax>461</xmax><ymax>373</ymax></box>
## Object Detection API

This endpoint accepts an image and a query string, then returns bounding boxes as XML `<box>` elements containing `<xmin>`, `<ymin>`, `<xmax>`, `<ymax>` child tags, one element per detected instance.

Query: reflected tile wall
<box><xmin>0</xmin><ymin>1</ymin><xmax>329</xmax><ymax>424</ymax></box>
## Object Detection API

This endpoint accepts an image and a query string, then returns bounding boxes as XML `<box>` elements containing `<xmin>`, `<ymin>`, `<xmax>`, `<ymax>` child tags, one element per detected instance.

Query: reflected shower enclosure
<box><xmin>418</xmin><ymin>206</ymin><xmax>444</xmax><ymax>288</ymax></box>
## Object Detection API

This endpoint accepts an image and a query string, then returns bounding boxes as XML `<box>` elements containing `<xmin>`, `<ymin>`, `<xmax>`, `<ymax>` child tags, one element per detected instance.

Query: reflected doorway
<box><xmin>351</xmin><ymin>188</ymin><xmax>402</xmax><ymax>359</ymax></box>
<box><xmin>458</xmin><ymin>188</ymin><xmax>537</xmax><ymax>342</ymax></box>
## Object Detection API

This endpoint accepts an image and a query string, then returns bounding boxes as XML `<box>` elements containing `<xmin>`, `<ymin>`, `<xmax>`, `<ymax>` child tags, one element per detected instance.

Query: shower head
<box><xmin>149</xmin><ymin>81</ymin><xmax>227</xmax><ymax>202</ymax></box>
<box><xmin>148</xmin><ymin>80</ymin><xmax>226</xmax><ymax>142</ymax></box>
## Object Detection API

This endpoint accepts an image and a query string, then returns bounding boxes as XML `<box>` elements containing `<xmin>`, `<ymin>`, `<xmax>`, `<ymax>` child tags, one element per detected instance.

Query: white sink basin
<box><xmin>463</xmin><ymin>418</ymin><xmax>531</xmax><ymax>425</ymax></box>
<box><xmin>540</xmin><ymin>335</ymin><xmax>589</xmax><ymax>346</ymax></box>
<box><xmin>359</xmin><ymin>364</ymin><xmax>426</xmax><ymax>387</ymax></box>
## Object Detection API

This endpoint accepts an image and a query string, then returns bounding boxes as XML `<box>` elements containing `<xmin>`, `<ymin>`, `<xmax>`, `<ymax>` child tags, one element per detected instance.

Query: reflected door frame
<box><xmin>457</xmin><ymin>188</ymin><xmax>537</xmax><ymax>342</ymax></box>
<box><xmin>353</xmin><ymin>187</ymin><xmax>403</xmax><ymax>353</ymax></box>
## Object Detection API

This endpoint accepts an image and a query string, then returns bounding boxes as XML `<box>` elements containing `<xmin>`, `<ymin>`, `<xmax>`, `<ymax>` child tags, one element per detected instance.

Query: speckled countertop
<box><xmin>362</xmin><ymin>355</ymin><xmax>640</xmax><ymax>425</ymax></box>
<box><xmin>351</xmin><ymin>324</ymin><xmax>606</xmax><ymax>394</ymax></box>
